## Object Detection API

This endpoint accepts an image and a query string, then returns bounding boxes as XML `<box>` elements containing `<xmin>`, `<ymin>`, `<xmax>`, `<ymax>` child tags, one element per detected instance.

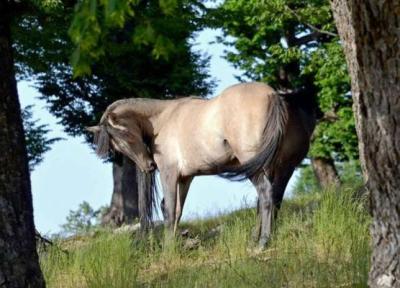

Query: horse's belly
<box><xmin>178</xmin><ymin>139</ymin><xmax>236</xmax><ymax>176</ymax></box>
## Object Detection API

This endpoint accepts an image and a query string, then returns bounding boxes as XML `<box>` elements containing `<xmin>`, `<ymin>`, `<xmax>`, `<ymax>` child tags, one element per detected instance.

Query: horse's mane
<box><xmin>93</xmin><ymin>98</ymin><xmax>166</xmax><ymax>159</ymax></box>
<box><xmin>92</xmin><ymin>125</ymin><xmax>110</xmax><ymax>159</ymax></box>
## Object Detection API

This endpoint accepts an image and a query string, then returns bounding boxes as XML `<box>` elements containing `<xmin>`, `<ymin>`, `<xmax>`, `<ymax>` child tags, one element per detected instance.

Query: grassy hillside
<box><xmin>40</xmin><ymin>186</ymin><xmax>370</xmax><ymax>287</ymax></box>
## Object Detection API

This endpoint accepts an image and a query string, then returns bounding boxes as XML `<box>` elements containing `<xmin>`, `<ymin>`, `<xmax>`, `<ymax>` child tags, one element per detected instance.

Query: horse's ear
<box><xmin>86</xmin><ymin>126</ymin><xmax>101</xmax><ymax>133</ymax></box>
<box><xmin>107</xmin><ymin>112</ymin><xmax>128</xmax><ymax>131</ymax></box>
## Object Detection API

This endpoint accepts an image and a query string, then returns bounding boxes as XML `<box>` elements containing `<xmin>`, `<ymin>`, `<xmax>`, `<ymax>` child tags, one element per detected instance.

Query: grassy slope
<box><xmin>40</xmin><ymin>187</ymin><xmax>371</xmax><ymax>288</ymax></box>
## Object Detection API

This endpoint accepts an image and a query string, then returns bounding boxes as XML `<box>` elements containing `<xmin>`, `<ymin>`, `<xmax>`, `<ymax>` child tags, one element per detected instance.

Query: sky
<box><xmin>18</xmin><ymin>28</ymin><xmax>297</xmax><ymax>235</ymax></box>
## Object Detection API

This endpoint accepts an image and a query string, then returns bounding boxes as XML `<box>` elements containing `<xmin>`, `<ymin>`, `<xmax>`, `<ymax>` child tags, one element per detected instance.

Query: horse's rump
<box><xmin>215</xmin><ymin>84</ymin><xmax>288</xmax><ymax>180</ymax></box>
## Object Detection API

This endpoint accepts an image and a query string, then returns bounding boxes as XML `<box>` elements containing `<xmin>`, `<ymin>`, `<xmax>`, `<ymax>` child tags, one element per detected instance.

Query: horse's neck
<box><xmin>126</xmin><ymin>98</ymin><xmax>171</xmax><ymax>118</ymax></box>
<box><xmin>126</xmin><ymin>98</ymin><xmax>177</xmax><ymax>138</ymax></box>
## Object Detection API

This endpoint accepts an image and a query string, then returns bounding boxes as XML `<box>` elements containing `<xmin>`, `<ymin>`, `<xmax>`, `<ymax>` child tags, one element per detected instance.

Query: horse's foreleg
<box><xmin>251</xmin><ymin>173</ymin><xmax>273</xmax><ymax>248</ymax></box>
<box><xmin>160</xmin><ymin>176</ymin><xmax>193</xmax><ymax>230</ymax></box>
<box><xmin>159</xmin><ymin>168</ymin><xmax>178</xmax><ymax>235</ymax></box>
<box><xmin>175</xmin><ymin>177</ymin><xmax>193</xmax><ymax>227</ymax></box>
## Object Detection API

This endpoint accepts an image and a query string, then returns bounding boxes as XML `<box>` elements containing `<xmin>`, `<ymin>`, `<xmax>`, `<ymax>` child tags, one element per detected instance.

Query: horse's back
<box><xmin>219</xmin><ymin>82</ymin><xmax>276</xmax><ymax>98</ymax></box>
<box><xmin>217</xmin><ymin>82</ymin><xmax>278</xmax><ymax>120</ymax></box>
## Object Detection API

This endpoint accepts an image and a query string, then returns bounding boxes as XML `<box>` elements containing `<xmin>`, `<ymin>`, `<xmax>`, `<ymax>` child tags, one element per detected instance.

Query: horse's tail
<box><xmin>221</xmin><ymin>93</ymin><xmax>288</xmax><ymax>181</ymax></box>
<box><xmin>137</xmin><ymin>169</ymin><xmax>158</xmax><ymax>230</ymax></box>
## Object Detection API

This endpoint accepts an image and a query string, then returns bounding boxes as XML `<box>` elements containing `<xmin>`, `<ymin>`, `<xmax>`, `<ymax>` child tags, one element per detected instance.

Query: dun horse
<box><xmin>88</xmin><ymin>82</ymin><xmax>316</xmax><ymax>247</ymax></box>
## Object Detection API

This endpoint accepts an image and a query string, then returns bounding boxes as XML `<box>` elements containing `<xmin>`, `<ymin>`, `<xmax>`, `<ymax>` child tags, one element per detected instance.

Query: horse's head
<box><xmin>87</xmin><ymin>110</ymin><xmax>156</xmax><ymax>173</ymax></box>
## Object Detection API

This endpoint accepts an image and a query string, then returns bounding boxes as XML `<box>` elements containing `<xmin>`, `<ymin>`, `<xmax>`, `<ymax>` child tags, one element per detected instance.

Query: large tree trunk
<box><xmin>311</xmin><ymin>157</ymin><xmax>340</xmax><ymax>189</ymax></box>
<box><xmin>0</xmin><ymin>2</ymin><xmax>45</xmax><ymax>287</ymax></box>
<box><xmin>102</xmin><ymin>155</ymin><xmax>139</xmax><ymax>226</ymax></box>
<box><xmin>330</xmin><ymin>1</ymin><xmax>400</xmax><ymax>287</ymax></box>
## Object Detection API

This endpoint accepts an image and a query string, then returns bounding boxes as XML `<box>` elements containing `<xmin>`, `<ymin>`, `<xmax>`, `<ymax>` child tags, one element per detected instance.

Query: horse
<box><xmin>87</xmin><ymin>82</ymin><xmax>316</xmax><ymax>247</ymax></box>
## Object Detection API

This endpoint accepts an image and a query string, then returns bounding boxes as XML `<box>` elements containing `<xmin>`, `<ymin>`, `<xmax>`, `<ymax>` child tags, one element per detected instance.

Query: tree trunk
<box><xmin>311</xmin><ymin>157</ymin><xmax>340</xmax><ymax>189</ymax></box>
<box><xmin>102</xmin><ymin>155</ymin><xmax>140</xmax><ymax>226</ymax></box>
<box><xmin>0</xmin><ymin>2</ymin><xmax>45</xmax><ymax>287</ymax></box>
<box><xmin>330</xmin><ymin>1</ymin><xmax>400</xmax><ymax>287</ymax></box>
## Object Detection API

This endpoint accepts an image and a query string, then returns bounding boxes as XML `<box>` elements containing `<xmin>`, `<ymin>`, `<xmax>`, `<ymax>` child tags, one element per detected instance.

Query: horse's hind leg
<box><xmin>272</xmin><ymin>165</ymin><xmax>295</xmax><ymax>215</ymax></box>
<box><xmin>250</xmin><ymin>166</ymin><xmax>296</xmax><ymax>247</ymax></box>
<box><xmin>250</xmin><ymin>173</ymin><xmax>273</xmax><ymax>248</ymax></box>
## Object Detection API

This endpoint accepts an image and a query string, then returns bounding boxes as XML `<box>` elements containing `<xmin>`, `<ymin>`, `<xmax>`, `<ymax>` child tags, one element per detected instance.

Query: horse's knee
<box><xmin>259</xmin><ymin>194</ymin><xmax>273</xmax><ymax>211</ymax></box>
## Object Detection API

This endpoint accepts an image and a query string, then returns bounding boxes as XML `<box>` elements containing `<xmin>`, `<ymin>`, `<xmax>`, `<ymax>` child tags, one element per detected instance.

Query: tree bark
<box><xmin>0</xmin><ymin>1</ymin><xmax>45</xmax><ymax>287</ymax></box>
<box><xmin>102</xmin><ymin>155</ymin><xmax>139</xmax><ymax>226</ymax></box>
<box><xmin>311</xmin><ymin>157</ymin><xmax>340</xmax><ymax>189</ymax></box>
<box><xmin>330</xmin><ymin>1</ymin><xmax>400</xmax><ymax>287</ymax></box>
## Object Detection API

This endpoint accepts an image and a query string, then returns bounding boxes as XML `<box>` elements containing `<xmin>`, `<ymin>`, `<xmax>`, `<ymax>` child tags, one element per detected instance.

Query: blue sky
<box><xmin>19</xmin><ymin>29</ymin><xmax>297</xmax><ymax>234</ymax></box>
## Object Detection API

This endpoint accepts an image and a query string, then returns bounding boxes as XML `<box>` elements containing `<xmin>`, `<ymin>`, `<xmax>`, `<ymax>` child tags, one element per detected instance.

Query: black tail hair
<box><xmin>219</xmin><ymin>93</ymin><xmax>288</xmax><ymax>181</ymax></box>
<box><xmin>137</xmin><ymin>169</ymin><xmax>158</xmax><ymax>230</ymax></box>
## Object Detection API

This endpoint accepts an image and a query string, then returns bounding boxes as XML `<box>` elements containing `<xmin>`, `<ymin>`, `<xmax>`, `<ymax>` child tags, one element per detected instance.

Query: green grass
<box><xmin>40</xmin><ymin>186</ymin><xmax>371</xmax><ymax>287</ymax></box>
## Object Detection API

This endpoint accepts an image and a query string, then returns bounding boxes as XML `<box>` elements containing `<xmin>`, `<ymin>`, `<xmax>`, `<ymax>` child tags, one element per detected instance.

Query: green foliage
<box><xmin>211</xmin><ymin>0</ymin><xmax>334</xmax><ymax>83</ymax></box>
<box><xmin>22</xmin><ymin>105</ymin><xmax>61</xmax><ymax>171</ymax></box>
<box><xmin>40</xmin><ymin>186</ymin><xmax>370</xmax><ymax>287</ymax></box>
<box><xmin>211</xmin><ymin>0</ymin><xmax>358</xmax><ymax>164</ymax></box>
<box><xmin>30</xmin><ymin>0</ymin><xmax>63</xmax><ymax>11</ymax></box>
<box><xmin>292</xmin><ymin>160</ymin><xmax>363</xmax><ymax>196</ymax></box>
<box><xmin>60</xmin><ymin>201</ymin><xmax>105</xmax><ymax>235</ymax></box>
<box><xmin>307</xmin><ymin>42</ymin><xmax>357</xmax><ymax>161</ymax></box>
<box><xmin>68</xmin><ymin>0</ymin><xmax>201</xmax><ymax>76</ymax></box>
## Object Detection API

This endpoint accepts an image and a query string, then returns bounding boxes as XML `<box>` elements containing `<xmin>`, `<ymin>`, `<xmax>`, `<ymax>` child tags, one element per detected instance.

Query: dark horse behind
<box><xmin>87</xmin><ymin>82</ymin><xmax>316</xmax><ymax>247</ymax></box>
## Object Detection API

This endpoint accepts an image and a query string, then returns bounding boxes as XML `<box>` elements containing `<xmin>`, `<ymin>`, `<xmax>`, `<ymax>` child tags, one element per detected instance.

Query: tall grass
<box><xmin>40</xmin><ymin>186</ymin><xmax>370</xmax><ymax>287</ymax></box>
<box><xmin>41</xmin><ymin>233</ymin><xmax>140</xmax><ymax>287</ymax></box>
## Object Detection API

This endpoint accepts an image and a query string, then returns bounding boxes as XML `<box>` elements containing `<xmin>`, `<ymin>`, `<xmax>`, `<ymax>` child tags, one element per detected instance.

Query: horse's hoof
<box><xmin>258</xmin><ymin>237</ymin><xmax>269</xmax><ymax>249</ymax></box>
<box><xmin>181</xmin><ymin>228</ymin><xmax>190</xmax><ymax>237</ymax></box>
<box><xmin>251</xmin><ymin>228</ymin><xmax>260</xmax><ymax>243</ymax></box>
<box><xmin>251</xmin><ymin>246</ymin><xmax>265</xmax><ymax>255</ymax></box>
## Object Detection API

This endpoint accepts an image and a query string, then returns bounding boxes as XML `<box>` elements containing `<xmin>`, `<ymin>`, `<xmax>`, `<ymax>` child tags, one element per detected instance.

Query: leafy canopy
<box><xmin>13</xmin><ymin>0</ymin><xmax>214</xmax><ymax>144</ymax></box>
<box><xmin>68</xmin><ymin>0</ymin><xmax>206</xmax><ymax>76</ymax></box>
<box><xmin>22</xmin><ymin>106</ymin><xmax>61</xmax><ymax>171</ymax></box>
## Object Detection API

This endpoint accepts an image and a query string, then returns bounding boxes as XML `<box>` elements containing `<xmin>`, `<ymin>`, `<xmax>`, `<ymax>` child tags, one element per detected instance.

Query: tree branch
<box><xmin>285</xmin><ymin>5</ymin><xmax>338</xmax><ymax>37</ymax></box>
<box><xmin>35</xmin><ymin>230</ymin><xmax>54</xmax><ymax>246</ymax></box>
<box><xmin>35</xmin><ymin>230</ymin><xmax>69</xmax><ymax>255</ymax></box>
<box><xmin>294</xmin><ymin>31</ymin><xmax>322</xmax><ymax>46</ymax></box>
